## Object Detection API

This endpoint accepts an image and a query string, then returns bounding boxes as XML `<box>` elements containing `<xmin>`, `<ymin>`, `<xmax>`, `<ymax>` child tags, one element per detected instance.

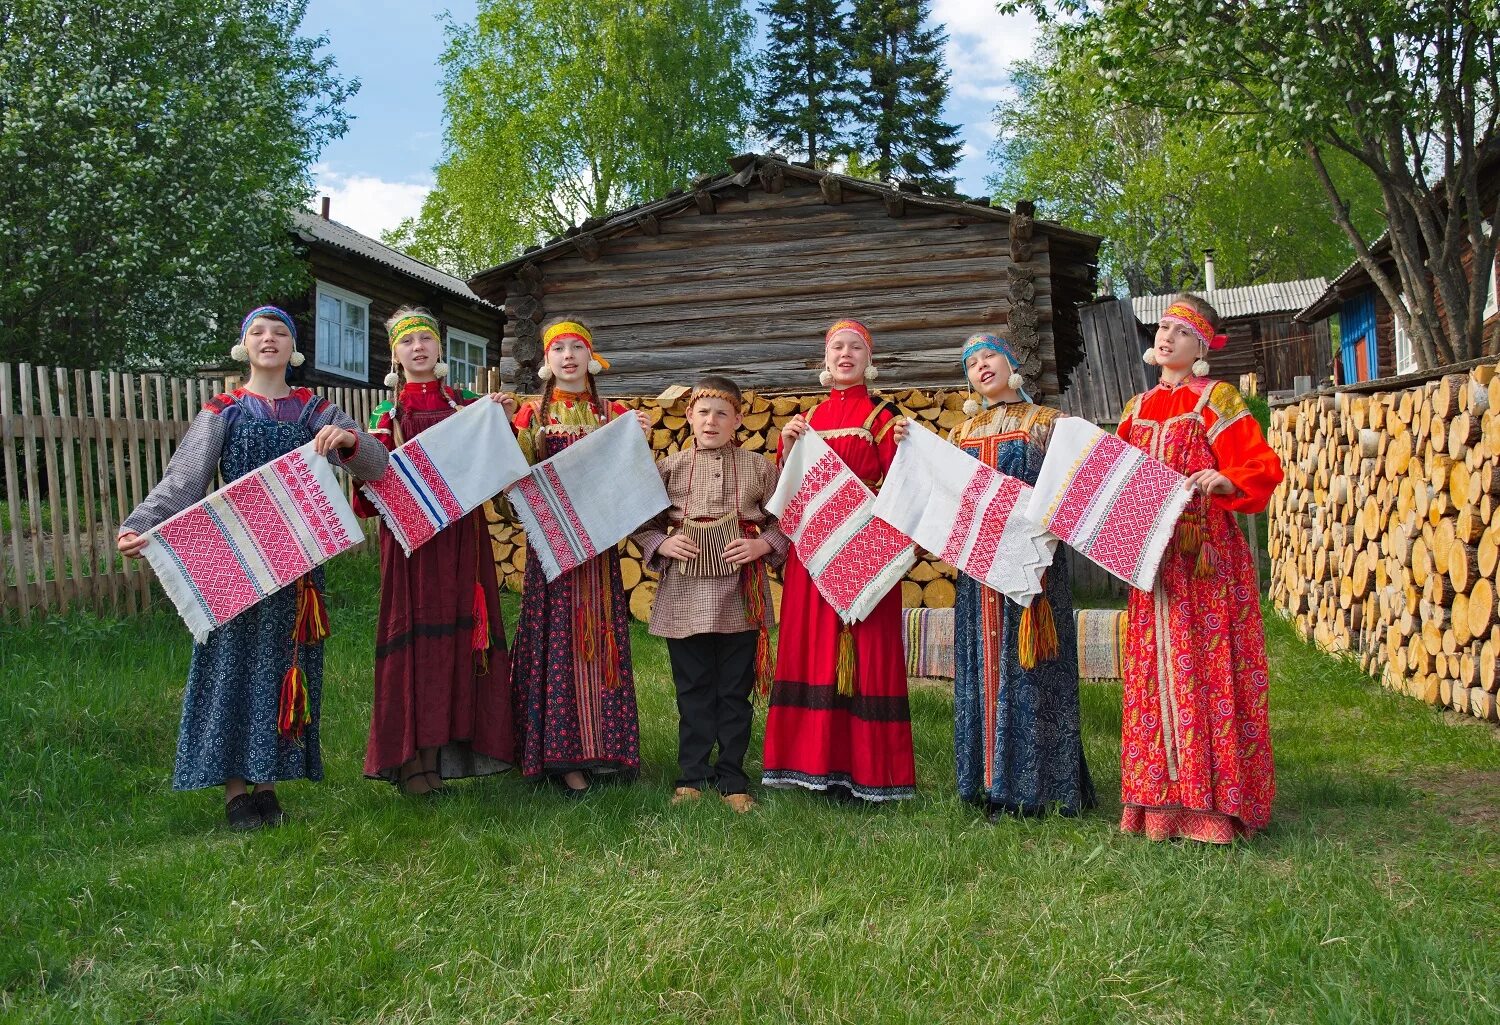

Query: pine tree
<box><xmin>846</xmin><ymin>0</ymin><xmax>962</xmax><ymax>193</ymax></box>
<box><xmin>754</xmin><ymin>0</ymin><xmax>860</xmax><ymax>167</ymax></box>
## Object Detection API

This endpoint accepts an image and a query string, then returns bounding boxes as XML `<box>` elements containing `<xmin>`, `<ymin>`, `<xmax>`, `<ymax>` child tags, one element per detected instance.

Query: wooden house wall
<box><xmin>491</xmin><ymin>182</ymin><xmax>1086</xmax><ymax>396</ymax></box>
<box><xmin>1254</xmin><ymin>314</ymin><xmax>1332</xmax><ymax>390</ymax></box>
<box><xmin>284</xmin><ymin>245</ymin><xmax>502</xmax><ymax>391</ymax></box>
<box><xmin>1058</xmin><ymin>297</ymin><xmax>1151</xmax><ymax>425</ymax></box>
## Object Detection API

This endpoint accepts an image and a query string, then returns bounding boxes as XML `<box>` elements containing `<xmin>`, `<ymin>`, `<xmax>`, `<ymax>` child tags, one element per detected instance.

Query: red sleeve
<box><xmin>512</xmin><ymin>401</ymin><xmax>539</xmax><ymax>429</ymax></box>
<box><xmin>1205</xmin><ymin>386</ymin><xmax>1282</xmax><ymax>514</ymax></box>
<box><xmin>609</xmin><ymin>400</ymin><xmax>631</xmax><ymax>418</ymax></box>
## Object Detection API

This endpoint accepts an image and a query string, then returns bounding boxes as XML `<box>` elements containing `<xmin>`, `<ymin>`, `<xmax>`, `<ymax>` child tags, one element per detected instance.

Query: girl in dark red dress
<box><xmin>760</xmin><ymin>319</ymin><xmax>916</xmax><ymax>803</ymax></box>
<box><xmin>507</xmin><ymin>318</ymin><xmax>653</xmax><ymax>796</ymax></box>
<box><xmin>1119</xmin><ymin>294</ymin><xmax>1283</xmax><ymax>842</ymax></box>
<box><xmin>356</xmin><ymin>307</ymin><xmax>515</xmax><ymax>795</ymax></box>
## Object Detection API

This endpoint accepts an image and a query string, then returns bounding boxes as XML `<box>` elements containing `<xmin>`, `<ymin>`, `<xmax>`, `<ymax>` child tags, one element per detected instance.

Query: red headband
<box><xmin>825</xmin><ymin>319</ymin><xmax>873</xmax><ymax>350</ymax></box>
<box><xmin>1162</xmin><ymin>303</ymin><xmax>1228</xmax><ymax>350</ymax></box>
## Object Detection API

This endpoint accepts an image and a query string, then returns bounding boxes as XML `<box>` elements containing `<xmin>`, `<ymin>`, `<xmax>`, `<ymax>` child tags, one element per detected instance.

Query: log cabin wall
<box><xmin>471</xmin><ymin>155</ymin><xmax>1099</xmax><ymax>398</ymax></box>
<box><xmin>1267</xmin><ymin>362</ymin><xmax>1500</xmax><ymax>725</ymax></box>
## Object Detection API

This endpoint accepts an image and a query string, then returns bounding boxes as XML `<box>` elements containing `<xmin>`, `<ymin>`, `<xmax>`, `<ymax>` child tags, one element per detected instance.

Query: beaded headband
<box><xmin>389</xmin><ymin>314</ymin><xmax>441</xmax><ymax>350</ymax></box>
<box><xmin>825</xmin><ymin>319</ymin><xmax>873</xmax><ymax>349</ymax></box>
<box><xmin>689</xmin><ymin>387</ymin><xmax>743</xmax><ymax>410</ymax></box>
<box><xmin>961</xmin><ymin>332</ymin><xmax>1032</xmax><ymax>404</ymax></box>
<box><xmin>1162</xmin><ymin>302</ymin><xmax>1228</xmax><ymax>350</ymax></box>
<box><xmin>240</xmin><ymin>306</ymin><xmax>297</xmax><ymax>341</ymax></box>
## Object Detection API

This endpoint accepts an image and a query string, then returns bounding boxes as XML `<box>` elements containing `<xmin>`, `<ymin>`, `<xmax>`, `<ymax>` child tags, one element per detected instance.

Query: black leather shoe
<box><xmin>250</xmin><ymin>789</ymin><xmax>285</xmax><ymax>827</ymax></box>
<box><xmin>226</xmin><ymin>793</ymin><xmax>262</xmax><ymax>831</ymax></box>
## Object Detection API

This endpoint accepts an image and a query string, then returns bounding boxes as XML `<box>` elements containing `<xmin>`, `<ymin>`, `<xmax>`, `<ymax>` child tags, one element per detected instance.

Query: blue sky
<box><xmin>302</xmin><ymin>0</ymin><xmax>1040</xmax><ymax>239</ymax></box>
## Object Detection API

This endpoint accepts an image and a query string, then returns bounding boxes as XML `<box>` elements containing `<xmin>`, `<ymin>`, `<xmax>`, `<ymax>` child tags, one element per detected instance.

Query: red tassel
<box><xmin>278</xmin><ymin>665</ymin><xmax>310</xmax><ymax>740</ymax></box>
<box><xmin>471</xmin><ymin>580</ymin><xmax>491</xmax><ymax>662</ymax></box>
<box><xmin>293</xmin><ymin>577</ymin><xmax>329</xmax><ymax>644</ymax></box>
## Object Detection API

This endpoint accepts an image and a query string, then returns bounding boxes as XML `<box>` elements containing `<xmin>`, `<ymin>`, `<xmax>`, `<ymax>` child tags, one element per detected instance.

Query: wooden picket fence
<box><xmin>0</xmin><ymin>362</ymin><xmax>501</xmax><ymax>622</ymax></box>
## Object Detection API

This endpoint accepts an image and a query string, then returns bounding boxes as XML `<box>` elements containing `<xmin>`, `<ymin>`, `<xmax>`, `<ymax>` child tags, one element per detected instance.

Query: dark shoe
<box><xmin>226</xmin><ymin>793</ymin><xmax>262</xmax><ymax>831</ymax></box>
<box><xmin>250</xmin><ymin>789</ymin><xmax>285</xmax><ymax>827</ymax></box>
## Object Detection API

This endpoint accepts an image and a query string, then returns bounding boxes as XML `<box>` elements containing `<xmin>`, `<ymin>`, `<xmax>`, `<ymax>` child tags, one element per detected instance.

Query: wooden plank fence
<box><xmin>0</xmin><ymin>362</ymin><xmax>501</xmax><ymax>622</ymax></box>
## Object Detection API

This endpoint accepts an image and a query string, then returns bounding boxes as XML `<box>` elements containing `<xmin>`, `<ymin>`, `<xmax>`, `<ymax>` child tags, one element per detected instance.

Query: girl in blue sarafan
<box><xmin>946</xmin><ymin>332</ymin><xmax>1096</xmax><ymax>822</ymax></box>
<box><xmin>117</xmin><ymin>306</ymin><xmax>388</xmax><ymax>832</ymax></box>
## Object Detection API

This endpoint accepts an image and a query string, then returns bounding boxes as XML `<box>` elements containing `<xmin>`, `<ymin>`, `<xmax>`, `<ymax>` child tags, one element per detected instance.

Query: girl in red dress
<box><xmin>1118</xmin><ymin>293</ymin><xmax>1283</xmax><ymax>842</ymax></box>
<box><xmin>761</xmin><ymin>319</ymin><xmax>916</xmax><ymax>803</ymax></box>
<box><xmin>357</xmin><ymin>307</ymin><xmax>516</xmax><ymax>796</ymax></box>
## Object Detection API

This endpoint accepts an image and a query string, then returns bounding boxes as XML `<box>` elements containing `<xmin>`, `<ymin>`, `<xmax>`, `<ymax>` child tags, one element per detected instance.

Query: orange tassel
<box><xmin>1176</xmin><ymin>504</ymin><xmax>1204</xmax><ymax>558</ymax></box>
<box><xmin>1017</xmin><ymin>575</ymin><xmax>1059</xmax><ymax>671</ymax></box>
<box><xmin>754</xmin><ymin>625</ymin><xmax>775</xmax><ymax>699</ymax></box>
<box><xmin>835</xmin><ymin>624</ymin><xmax>857</xmax><ymax>697</ymax></box>
<box><xmin>1194</xmin><ymin>541</ymin><xmax>1218</xmax><ymax>579</ymax></box>
<box><xmin>278</xmin><ymin>665</ymin><xmax>310</xmax><ymax>740</ymax></box>
<box><xmin>293</xmin><ymin>577</ymin><xmax>329</xmax><ymax>644</ymax></box>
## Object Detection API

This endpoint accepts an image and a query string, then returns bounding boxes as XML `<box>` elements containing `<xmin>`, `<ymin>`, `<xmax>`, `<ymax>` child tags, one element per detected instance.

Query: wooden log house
<box><xmin>467</xmin><ymin>154</ymin><xmax>1101</xmax><ymax>395</ymax></box>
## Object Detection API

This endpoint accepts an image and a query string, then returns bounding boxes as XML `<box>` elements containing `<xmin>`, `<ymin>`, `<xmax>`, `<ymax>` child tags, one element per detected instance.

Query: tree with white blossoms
<box><xmin>1007</xmin><ymin>0</ymin><xmax>1500</xmax><ymax>368</ymax></box>
<box><xmin>0</xmin><ymin>1</ymin><xmax>355</xmax><ymax>371</ymax></box>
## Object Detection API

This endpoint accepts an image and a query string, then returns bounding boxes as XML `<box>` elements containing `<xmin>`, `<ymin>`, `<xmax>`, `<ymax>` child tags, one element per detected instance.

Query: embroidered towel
<box><xmin>766</xmin><ymin>429</ymin><xmax>915</xmax><ymax>624</ymax></box>
<box><xmin>360</xmin><ymin>399</ymin><xmax>529</xmax><ymax>556</ymax></box>
<box><xmin>871</xmin><ymin>422</ymin><xmax>1054</xmax><ymax>606</ymax></box>
<box><xmin>506</xmin><ymin>412</ymin><xmax>669</xmax><ymax>582</ymax></box>
<box><xmin>1076</xmin><ymin>607</ymin><xmax>1127</xmax><ymax>682</ymax></box>
<box><xmin>1026</xmin><ymin>418</ymin><xmax>1191</xmax><ymax>591</ymax></box>
<box><xmin>142</xmin><ymin>444</ymin><xmax>363</xmax><ymax>643</ymax></box>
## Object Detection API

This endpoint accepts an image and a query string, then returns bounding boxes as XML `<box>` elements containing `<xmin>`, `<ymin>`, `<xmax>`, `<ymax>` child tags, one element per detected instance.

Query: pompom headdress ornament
<box><xmin>960</xmin><ymin>333</ymin><xmax>1030</xmax><ymax>415</ymax></box>
<box><xmin>539</xmin><ymin>320</ymin><xmax>609</xmax><ymax>381</ymax></box>
<box><xmin>383</xmin><ymin>311</ymin><xmax>448</xmax><ymax>388</ymax></box>
<box><xmin>231</xmin><ymin>306</ymin><xmax>305</xmax><ymax>368</ymax></box>
<box><xmin>1144</xmin><ymin>301</ymin><xmax>1227</xmax><ymax>377</ymax></box>
<box><xmin>820</xmin><ymin>319</ymin><xmax>878</xmax><ymax>388</ymax></box>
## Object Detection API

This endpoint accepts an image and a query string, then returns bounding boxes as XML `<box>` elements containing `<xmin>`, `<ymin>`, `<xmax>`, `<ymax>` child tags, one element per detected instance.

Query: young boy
<box><xmin>632</xmin><ymin>376</ymin><xmax>788</xmax><ymax>812</ymax></box>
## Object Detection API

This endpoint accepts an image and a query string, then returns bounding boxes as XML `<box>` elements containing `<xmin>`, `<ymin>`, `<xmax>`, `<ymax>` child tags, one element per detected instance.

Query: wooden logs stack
<box><xmin>1266</xmin><ymin>363</ymin><xmax>1500</xmax><ymax>724</ymax></box>
<box><xmin>486</xmin><ymin>387</ymin><xmax>971</xmax><ymax>622</ymax></box>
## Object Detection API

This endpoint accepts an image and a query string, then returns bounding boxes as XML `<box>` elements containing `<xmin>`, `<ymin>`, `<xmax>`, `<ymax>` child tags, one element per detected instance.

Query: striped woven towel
<box><xmin>903</xmin><ymin>607</ymin><xmax>955</xmax><ymax>679</ymax></box>
<box><xmin>506</xmin><ymin>412</ymin><xmax>670</xmax><ymax>582</ymax></box>
<box><xmin>1026</xmin><ymin>418</ymin><xmax>1191</xmax><ymax>592</ymax></box>
<box><xmin>766</xmin><ymin>428</ymin><xmax>915</xmax><ymax>625</ymax></box>
<box><xmin>360</xmin><ymin>399</ymin><xmax>529</xmax><ymax>556</ymax></box>
<box><xmin>142</xmin><ymin>444</ymin><xmax>362</xmax><ymax>643</ymax></box>
<box><xmin>1076</xmin><ymin>608</ymin><xmax>1127</xmax><ymax>682</ymax></box>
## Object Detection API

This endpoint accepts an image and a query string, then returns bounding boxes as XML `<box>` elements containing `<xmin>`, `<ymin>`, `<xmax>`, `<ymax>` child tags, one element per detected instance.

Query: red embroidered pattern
<box><xmin>513</xmin><ymin>474</ymin><xmax>570</xmax><ymax>568</ymax></box>
<box><xmin>940</xmin><ymin>471</ymin><xmax>991</xmax><ymax>566</ymax></box>
<box><xmin>817</xmin><ymin>515</ymin><xmax>911</xmax><ymax>616</ymax></box>
<box><xmin>1083</xmin><ymin>459</ymin><xmax>1180</xmax><ymax>581</ymax></box>
<box><xmin>363</xmin><ymin>464</ymin><xmax>437</xmax><ymax>550</ymax></box>
<box><xmin>543</xmin><ymin>463</ymin><xmax>596</xmax><ymax>562</ymax></box>
<box><xmin>404</xmin><ymin>440</ymin><xmax>464</xmax><ymax>522</ymax></box>
<box><xmin>797</xmin><ymin>476</ymin><xmax>867</xmax><ymax>558</ymax></box>
<box><xmin>1045</xmin><ymin>438</ymin><xmax>1120</xmax><ymax>540</ymax></box>
<box><xmin>276</xmin><ymin>450</ymin><xmax>353</xmax><ymax>558</ymax></box>
<box><xmin>779</xmin><ymin>451</ymin><xmax>843</xmax><ymax>538</ymax></box>
<box><xmin>157</xmin><ymin>506</ymin><xmax>261</xmax><ymax>623</ymax></box>
<box><xmin>220</xmin><ymin>474</ymin><xmax>306</xmax><ymax>586</ymax></box>
<box><xmin>966</xmin><ymin>477</ymin><xmax>1023</xmax><ymax>581</ymax></box>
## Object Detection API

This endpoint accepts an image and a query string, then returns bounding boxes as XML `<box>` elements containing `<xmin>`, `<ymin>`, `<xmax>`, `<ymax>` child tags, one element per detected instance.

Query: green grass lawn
<box><xmin>3</xmin><ymin>556</ymin><xmax>1498</xmax><ymax>1024</ymax></box>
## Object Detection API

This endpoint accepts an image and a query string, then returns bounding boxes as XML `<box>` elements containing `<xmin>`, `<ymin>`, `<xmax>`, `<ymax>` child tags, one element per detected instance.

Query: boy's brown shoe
<box><xmin>671</xmin><ymin>786</ymin><xmax>702</xmax><ymax>805</ymax></box>
<box><xmin>721</xmin><ymin>793</ymin><xmax>756</xmax><ymax>814</ymax></box>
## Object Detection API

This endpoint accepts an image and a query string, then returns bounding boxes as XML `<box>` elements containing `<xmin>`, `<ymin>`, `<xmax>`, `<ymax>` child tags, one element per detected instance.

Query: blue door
<box><xmin>1340</xmin><ymin>291</ymin><xmax>1378</xmax><ymax>382</ymax></box>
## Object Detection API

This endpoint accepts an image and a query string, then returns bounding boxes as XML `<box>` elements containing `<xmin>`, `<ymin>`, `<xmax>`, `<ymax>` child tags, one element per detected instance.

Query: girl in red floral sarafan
<box><xmin>355</xmin><ymin>306</ymin><xmax>517</xmax><ymax>797</ymax></box>
<box><xmin>1117</xmin><ymin>293</ymin><xmax>1284</xmax><ymax>844</ymax></box>
<box><xmin>505</xmin><ymin>317</ymin><xmax>653</xmax><ymax>797</ymax></box>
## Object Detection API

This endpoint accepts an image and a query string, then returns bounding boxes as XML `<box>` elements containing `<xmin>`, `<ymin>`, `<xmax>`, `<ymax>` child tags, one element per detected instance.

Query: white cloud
<box><xmin>931</xmin><ymin>1</ymin><xmax>1039</xmax><ymax>106</ymax></box>
<box><xmin>309</xmin><ymin>164</ymin><xmax>434</xmax><ymax>239</ymax></box>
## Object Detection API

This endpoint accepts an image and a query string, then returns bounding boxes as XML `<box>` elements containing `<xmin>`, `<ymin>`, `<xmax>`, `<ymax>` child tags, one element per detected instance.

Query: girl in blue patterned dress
<box><xmin>947</xmin><ymin>334</ymin><xmax>1096</xmax><ymax>820</ymax></box>
<box><xmin>118</xmin><ymin>307</ymin><xmax>388</xmax><ymax>830</ymax></box>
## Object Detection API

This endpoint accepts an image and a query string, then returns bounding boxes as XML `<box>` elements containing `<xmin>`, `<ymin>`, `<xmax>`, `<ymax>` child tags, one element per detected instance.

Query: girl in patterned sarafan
<box><xmin>1119</xmin><ymin>293</ymin><xmax>1283</xmax><ymax>843</ymax></box>
<box><xmin>762</xmin><ymin>319</ymin><xmax>915</xmax><ymax>803</ymax></box>
<box><xmin>354</xmin><ymin>307</ymin><xmax>517</xmax><ymax>796</ymax></box>
<box><xmin>117</xmin><ymin>306</ymin><xmax>388</xmax><ymax>831</ymax></box>
<box><xmin>506</xmin><ymin>317</ymin><xmax>652</xmax><ymax>795</ymax></box>
<box><xmin>948</xmin><ymin>333</ymin><xmax>1096</xmax><ymax>821</ymax></box>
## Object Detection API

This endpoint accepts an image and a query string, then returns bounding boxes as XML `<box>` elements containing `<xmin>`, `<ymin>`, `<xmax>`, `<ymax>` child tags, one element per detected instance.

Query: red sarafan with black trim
<box><xmin>761</xmin><ymin>383</ymin><xmax>916</xmax><ymax>802</ymax></box>
<box><xmin>1116</xmin><ymin>378</ymin><xmax>1283</xmax><ymax>843</ymax></box>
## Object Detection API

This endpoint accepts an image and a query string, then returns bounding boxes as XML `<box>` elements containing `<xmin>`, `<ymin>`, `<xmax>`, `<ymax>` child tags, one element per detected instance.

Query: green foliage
<box><xmin>845</xmin><ymin>0</ymin><xmax>962</xmax><ymax>193</ymax></box>
<box><xmin>0</xmin><ymin>1</ymin><xmax>355</xmax><ymax>372</ymax></box>
<box><xmin>755</xmin><ymin>0</ymin><xmax>860</xmax><ymax>167</ymax></box>
<box><xmin>1003</xmin><ymin>0</ymin><xmax>1500</xmax><ymax>366</ymax></box>
<box><xmin>4</xmin><ymin>556</ymin><xmax>1499</xmax><ymax>1020</ymax></box>
<box><xmin>387</xmin><ymin>0</ymin><xmax>754</xmax><ymax>277</ymax></box>
<box><xmin>988</xmin><ymin>30</ymin><xmax>1384</xmax><ymax>296</ymax></box>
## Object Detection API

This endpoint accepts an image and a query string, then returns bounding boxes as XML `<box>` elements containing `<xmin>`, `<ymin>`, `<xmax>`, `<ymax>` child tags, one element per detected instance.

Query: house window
<box><xmin>314</xmin><ymin>281</ymin><xmax>371</xmax><ymax>381</ymax></box>
<box><xmin>1393</xmin><ymin>315</ymin><xmax>1418</xmax><ymax>375</ymax></box>
<box><xmin>446</xmin><ymin>327</ymin><xmax>489</xmax><ymax>390</ymax></box>
<box><xmin>1485</xmin><ymin>252</ymin><xmax>1498</xmax><ymax>321</ymax></box>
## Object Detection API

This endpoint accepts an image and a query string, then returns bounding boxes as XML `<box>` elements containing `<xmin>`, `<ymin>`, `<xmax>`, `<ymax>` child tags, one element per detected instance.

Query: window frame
<box><xmin>445</xmin><ymin>326</ymin><xmax>490</xmax><ymax>391</ymax></box>
<box><xmin>313</xmin><ymin>280</ymin><xmax>372</xmax><ymax>382</ymax></box>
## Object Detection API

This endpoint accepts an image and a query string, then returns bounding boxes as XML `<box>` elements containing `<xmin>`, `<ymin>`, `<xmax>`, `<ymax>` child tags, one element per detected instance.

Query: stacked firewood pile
<box><xmin>1267</xmin><ymin>364</ymin><xmax>1500</xmax><ymax>723</ymax></box>
<box><xmin>485</xmin><ymin>387</ymin><xmax>974</xmax><ymax>620</ymax></box>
